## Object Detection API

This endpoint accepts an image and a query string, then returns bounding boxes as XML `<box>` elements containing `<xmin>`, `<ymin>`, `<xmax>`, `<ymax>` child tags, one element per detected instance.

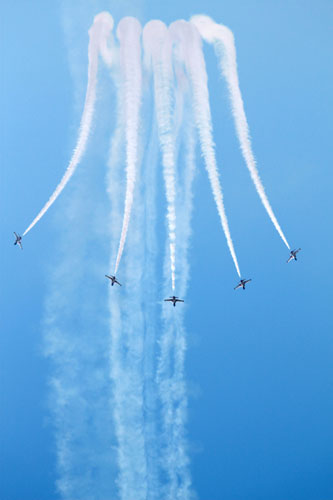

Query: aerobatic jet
<box><xmin>234</xmin><ymin>279</ymin><xmax>252</xmax><ymax>290</ymax></box>
<box><xmin>105</xmin><ymin>275</ymin><xmax>121</xmax><ymax>286</ymax></box>
<box><xmin>287</xmin><ymin>248</ymin><xmax>301</xmax><ymax>263</ymax></box>
<box><xmin>164</xmin><ymin>296</ymin><xmax>184</xmax><ymax>307</ymax></box>
<box><xmin>13</xmin><ymin>232</ymin><xmax>23</xmax><ymax>250</ymax></box>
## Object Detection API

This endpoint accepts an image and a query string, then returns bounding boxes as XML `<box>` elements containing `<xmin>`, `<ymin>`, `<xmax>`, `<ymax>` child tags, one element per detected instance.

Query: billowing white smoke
<box><xmin>191</xmin><ymin>14</ymin><xmax>290</xmax><ymax>249</ymax></box>
<box><xmin>170</xmin><ymin>20</ymin><xmax>241</xmax><ymax>277</ymax></box>
<box><xmin>36</xmin><ymin>11</ymin><xmax>295</xmax><ymax>500</ymax></box>
<box><xmin>113</xmin><ymin>17</ymin><xmax>143</xmax><ymax>275</ymax></box>
<box><xmin>23</xmin><ymin>12</ymin><xmax>114</xmax><ymax>237</ymax></box>
<box><xmin>143</xmin><ymin>21</ymin><xmax>177</xmax><ymax>291</ymax></box>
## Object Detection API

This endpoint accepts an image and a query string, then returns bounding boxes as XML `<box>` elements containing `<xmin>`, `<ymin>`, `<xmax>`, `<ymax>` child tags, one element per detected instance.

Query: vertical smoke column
<box><xmin>170</xmin><ymin>20</ymin><xmax>241</xmax><ymax>277</ymax></box>
<box><xmin>143</xmin><ymin>21</ymin><xmax>177</xmax><ymax>291</ymax></box>
<box><xmin>42</xmin><ymin>15</ymin><xmax>116</xmax><ymax>499</ymax></box>
<box><xmin>155</xmin><ymin>52</ymin><xmax>194</xmax><ymax>500</ymax></box>
<box><xmin>23</xmin><ymin>12</ymin><xmax>114</xmax><ymax>236</ymax></box>
<box><xmin>107</xmin><ymin>94</ymin><xmax>148</xmax><ymax>498</ymax></box>
<box><xmin>191</xmin><ymin>15</ymin><xmax>290</xmax><ymax>249</ymax></box>
<box><xmin>114</xmin><ymin>18</ymin><xmax>143</xmax><ymax>274</ymax></box>
<box><xmin>141</xmin><ymin>118</ymin><xmax>160</xmax><ymax>499</ymax></box>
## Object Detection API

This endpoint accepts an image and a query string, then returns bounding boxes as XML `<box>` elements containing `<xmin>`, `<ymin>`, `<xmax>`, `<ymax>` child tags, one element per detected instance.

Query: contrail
<box><xmin>170</xmin><ymin>20</ymin><xmax>241</xmax><ymax>277</ymax></box>
<box><xmin>143</xmin><ymin>21</ymin><xmax>177</xmax><ymax>291</ymax></box>
<box><xmin>191</xmin><ymin>15</ymin><xmax>290</xmax><ymax>249</ymax></box>
<box><xmin>23</xmin><ymin>12</ymin><xmax>114</xmax><ymax>237</ymax></box>
<box><xmin>113</xmin><ymin>17</ymin><xmax>143</xmax><ymax>275</ymax></box>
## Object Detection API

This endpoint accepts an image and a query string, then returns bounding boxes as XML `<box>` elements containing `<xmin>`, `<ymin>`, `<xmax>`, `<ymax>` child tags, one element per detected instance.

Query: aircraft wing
<box><xmin>115</xmin><ymin>280</ymin><xmax>122</xmax><ymax>286</ymax></box>
<box><xmin>178</xmin><ymin>299</ymin><xmax>184</xmax><ymax>303</ymax></box>
<box><xmin>164</xmin><ymin>298</ymin><xmax>172</xmax><ymax>302</ymax></box>
<box><xmin>234</xmin><ymin>283</ymin><xmax>241</xmax><ymax>290</ymax></box>
<box><xmin>286</xmin><ymin>255</ymin><xmax>293</xmax><ymax>263</ymax></box>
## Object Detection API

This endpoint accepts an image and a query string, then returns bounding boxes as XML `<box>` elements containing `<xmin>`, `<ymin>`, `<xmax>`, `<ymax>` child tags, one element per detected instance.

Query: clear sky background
<box><xmin>1</xmin><ymin>1</ymin><xmax>333</xmax><ymax>499</ymax></box>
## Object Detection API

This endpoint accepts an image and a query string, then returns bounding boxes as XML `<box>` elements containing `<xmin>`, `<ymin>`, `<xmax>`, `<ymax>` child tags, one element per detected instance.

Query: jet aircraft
<box><xmin>14</xmin><ymin>232</ymin><xmax>23</xmax><ymax>250</ymax></box>
<box><xmin>234</xmin><ymin>278</ymin><xmax>252</xmax><ymax>290</ymax></box>
<box><xmin>164</xmin><ymin>296</ymin><xmax>184</xmax><ymax>307</ymax></box>
<box><xmin>105</xmin><ymin>275</ymin><xmax>121</xmax><ymax>286</ymax></box>
<box><xmin>287</xmin><ymin>248</ymin><xmax>301</xmax><ymax>263</ymax></box>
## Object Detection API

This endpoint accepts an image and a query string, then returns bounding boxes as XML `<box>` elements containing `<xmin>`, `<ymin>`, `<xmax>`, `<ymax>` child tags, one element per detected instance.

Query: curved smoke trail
<box><xmin>170</xmin><ymin>20</ymin><xmax>241</xmax><ymax>277</ymax></box>
<box><xmin>113</xmin><ymin>17</ymin><xmax>143</xmax><ymax>275</ymax></box>
<box><xmin>191</xmin><ymin>15</ymin><xmax>290</xmax><ymax>249</ymax></box>
<box><xmin>99</xmin><ymin>13</ymin><xmax>114</xmax><ymax>68</ymax></box>
<box><xmin>23</xmin><ymin>12</ymin><xmax>114</xmax><ymax>237</ymax></box>
<box><xmin>143</xmin><ymin>21</ymin><xmax>177</xmax><ymax>291</ymax></box>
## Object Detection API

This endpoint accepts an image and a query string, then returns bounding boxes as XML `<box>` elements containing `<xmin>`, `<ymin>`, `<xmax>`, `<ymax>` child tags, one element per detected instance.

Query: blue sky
<box><xmin>2</xmin><ymin>1</ymin><xmax>333</xmax><ymax>499</ymax></box>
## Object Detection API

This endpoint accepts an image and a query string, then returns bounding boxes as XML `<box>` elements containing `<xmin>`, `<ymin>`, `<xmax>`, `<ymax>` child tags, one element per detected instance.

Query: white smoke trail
<box><xmin>143</xmin><ymin>21</ymin><xmax>177</xmax><ymax>291</ymax></box>
<box><xmin>155</xmin><ymin>59</ymin><xmax>194</xmax><ymax>500</ymax></box>
<box><xmin>43</xmin><ymin>86</ymin><xmax>119</xmax><ymax>500</ymax></box>
<box><xmin>99</xmin><ymin>13</ymin><xmax>114</xmax><ymax>68</ymax></box>
<box><xmin>113</xmin><ymin>17</ymin><xmax>143</xmax><ymax>275</ymax></box>
<box><xmin>191</xmin><ymin>15</ymin><xmax>290</xmax><ymax>250</ymax></box>
<box><xmin>170</xmin><ymin>20</ymin><xmax>241</xmax><ymax>277</ymax></box>
<box><xmin>108</xmin><ymin>195</ymin><xmax>148</xmax><ymax>500</ymax></box>
<box><xmin>36</xmin><ymin>11</ymin><xmax>294</xmax><ymax>500</ymax></box>
<box><xmin>141</xmin><ymin>118</ymin><xmax>161</xmax><ymax>499</ymax></box>
<box><xmin>39</xmin><ymin>15</ymin><xmax>116</xmax><ymax>499</ymax></box>
<box><xmin>107</xmin><ymin>81</ymin><xmax>148</xmax><ymax>499</ymax></box>
<box><xmin>23</xmin><ymin>12</ymin><xmax>114</xmax><ymax>237</ymax></box>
